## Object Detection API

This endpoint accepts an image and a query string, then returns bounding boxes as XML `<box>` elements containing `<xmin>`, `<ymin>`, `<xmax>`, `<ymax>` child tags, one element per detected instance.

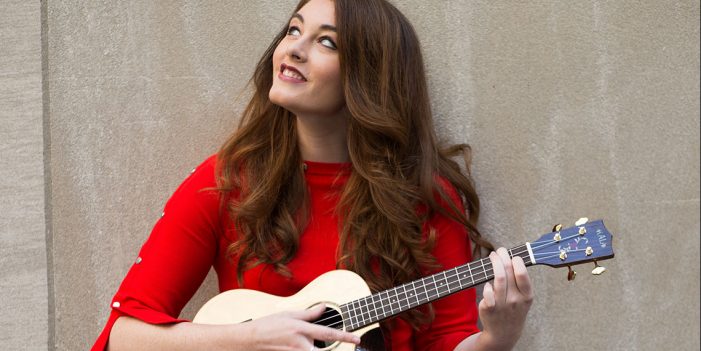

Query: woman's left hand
<box><xmin>477</xmin><ymin>247</ymin><xmax>534</xmax><ymax>350</ymax></box>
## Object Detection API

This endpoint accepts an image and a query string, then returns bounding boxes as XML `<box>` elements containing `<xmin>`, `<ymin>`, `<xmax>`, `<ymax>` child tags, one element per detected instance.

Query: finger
<box><xmin>304</xmin><ymin>323</ymin><xmax>361</xmax><ymax>345</ymax></box>
<box><xmin>496</xmin><ymin>247</ymin><xmax>516</xmax><ymax>292</ymax></box>
<box><xmin>479</xmin><ymin>282</ymin><xmax>495</xmax><ymax>310</ymax></box>
<box><xmin>512</xmin><ymin>255</ymin><xmax>533</xmax><ymax>299</ymax></box>
<box><xmin>489</xmin><ymin>251</ymin><xmax>507</xmax><ymax>304</ymax></box>
<box><xmin>288</xmin><ymin>303</ymin><xmax>326</xmax><ymax>321</ymax></box>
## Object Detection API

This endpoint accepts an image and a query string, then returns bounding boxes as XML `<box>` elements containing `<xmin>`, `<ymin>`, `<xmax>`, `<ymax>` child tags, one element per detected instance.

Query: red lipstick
<box><xmin>279</xmin><ymin>63</ymin><xmax>307</xmax><ymax>83</ymax></box>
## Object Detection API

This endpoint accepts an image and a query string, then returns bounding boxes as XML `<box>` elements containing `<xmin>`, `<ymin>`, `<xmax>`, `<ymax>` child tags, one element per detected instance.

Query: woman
<box><xmin>92</xmin><ymin>0</ymin><xmax>533</xmax><ymax>350</ymax></box>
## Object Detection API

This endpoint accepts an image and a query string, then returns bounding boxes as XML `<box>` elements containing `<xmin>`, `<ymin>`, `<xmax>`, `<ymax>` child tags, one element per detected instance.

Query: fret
<box><xmin>467</xmin><ymin>262</ymin><xmax>474</xmax><ymax>285</ymax></box>
<box><xmin>369</xmin><ymin>294</ymin><xmax>379</xmax><ymax>322</ymax></box>
<box><xmin>374</xmin><ymin>293</ymin><xmax>384</xmax><ymax>320</ymax></box>
<box><xmin>407</xmin><ymin>280</ymin><xmax>419</xmax><ymax>309</ymax></box>
<box><xmin>456</xmin><ymin>264</ymin><xmax>470</xmax><ymax>288</ymax></box>
<box><xmin>431</xmin><ymin>275</ymin><xmax>440</xmax><ymax>298</ymax></box>
<box><xmin>456</xmin><ymin>267</ymin><xmax>463</xmax><ymax>290</ymax></box>
<box><xmin>380</xmin><ymin>290</ymin><xmax>392</xmax><ymax>317</ymax></box>
<box><xmin>360</xmin><ymin>296</ymin><xmax>370</xmax><ymax>324</ymax></box>
<box><xmin>473</xmin><ymin>259</ymin><xmax>488</xmax><ymax>282</ymax></box>
<box><xmin>351</xmin><ymin>299</ymin><xmax>360</xmax><ymax>330</ymax></box>
<box><xmin>428</xmin><ymin>274</ymin><xmax>437</xmax><ymax>300</ymax></box>
<box><xmin>375</xmin><ymin>291</ymin><xmax>391</xmax><ymax>318</ymax></box>
<box><xmin>389</xmin><ymin>287</ymin><xmax>400</xmax><ymax>313</ymax></box>
<box><xmin>397</xmin><ymin>284</ymin><xmax>408</xmax><ymax>311</ymax></box>
<box><xmin>375</xmin><ymin>290</ymin><xmax>385</xmax><ymax>316</ymax></box>
<box><xmin>447</xmin><ymin>268</ymin><xmax>462</xmax><ymax>292</ymax></box>
<box><xmin>444</xmin><ymin>270</ymin><xmax>454</xmax><ymax>294</ymax></box>
<box><xmin>349</xmin><ymin>304</ymin><xmax>357</xmax><ymax>331</ymax></box>
<box><xmin>373</xmin><ymin>294</ymin><xmax>386</xmax><ymax>320</ymax></box>
<box><xmin>416</xmin><ymin>277</ymin><xmax>428</xmax><ymax>304</ymax></box>
<box><xmin>481</xmin><ymin>259</ymin><xmax>493</xmax><ymax>282</ymax></box>
<box><xmin>340</xmin><ymin>304</ymin><xmax>350</xmax><ymax>331</ymax></box>
<box><xmin>438</xmin><ymin>271</ymin><xmax>448</xmax><ymax>295</ymax></box>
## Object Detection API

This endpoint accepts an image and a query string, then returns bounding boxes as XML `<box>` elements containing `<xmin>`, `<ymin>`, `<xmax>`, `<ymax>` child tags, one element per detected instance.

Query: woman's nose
<box><xmin>286</xmin><ymin>39</ymin><xmax>308</xmax><ymax>62</ymax></box>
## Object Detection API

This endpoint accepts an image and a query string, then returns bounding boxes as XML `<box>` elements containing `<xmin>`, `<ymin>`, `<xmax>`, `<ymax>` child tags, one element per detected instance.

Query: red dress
<box><xmin>91</xmin><ymin>155</ymin><xmax>480</xmax><ymax>350</ymax></box>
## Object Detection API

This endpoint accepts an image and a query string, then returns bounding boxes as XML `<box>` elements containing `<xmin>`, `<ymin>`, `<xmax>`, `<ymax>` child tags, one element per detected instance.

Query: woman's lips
<box><xmin>279</xmin><ymin>63</ymin><xmax>307</xmax><ymax>83</ymax></box>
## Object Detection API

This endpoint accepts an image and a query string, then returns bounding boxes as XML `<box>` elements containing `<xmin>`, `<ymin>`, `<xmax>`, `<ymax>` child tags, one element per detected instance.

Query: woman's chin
<box><xmin>269</xmin><ymin>88</ymin><xmax>295</xmax><ymax>107</ymax></box>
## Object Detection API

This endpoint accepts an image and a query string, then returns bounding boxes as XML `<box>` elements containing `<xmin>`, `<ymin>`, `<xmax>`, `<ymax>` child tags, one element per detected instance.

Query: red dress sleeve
<box><xmin>91</xmin><ymin>155</ymin><xmax>222</xmax><ymax>351</ymax></box>
<box><xmin>413</xmin><ymin>178</ymin><xmax>481</xmax><ymax>351</ymax></box>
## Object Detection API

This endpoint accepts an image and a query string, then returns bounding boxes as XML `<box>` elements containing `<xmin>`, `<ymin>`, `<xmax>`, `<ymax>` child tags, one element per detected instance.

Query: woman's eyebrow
<box><xmin>291</xmin><ymin>13</ymin><xmax>337</xmax><ymax>32</ymax></box>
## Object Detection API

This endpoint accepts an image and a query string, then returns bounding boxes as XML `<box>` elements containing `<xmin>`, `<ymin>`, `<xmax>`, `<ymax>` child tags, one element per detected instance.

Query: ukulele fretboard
<box><xmin>339</xmin><ymin>245</ymin><xmax>533</xmax><ymax>331</ymax></box>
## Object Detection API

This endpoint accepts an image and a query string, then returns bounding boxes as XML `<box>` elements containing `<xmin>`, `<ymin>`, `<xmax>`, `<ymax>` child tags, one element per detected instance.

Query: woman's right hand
<box><xmin>235</xmin><ymin>304</ymin><xmax>361</xmax><ymax>351</ymax></box>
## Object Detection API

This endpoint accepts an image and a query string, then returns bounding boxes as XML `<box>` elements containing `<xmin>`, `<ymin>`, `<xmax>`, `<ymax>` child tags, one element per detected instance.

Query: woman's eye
<box><xmin>287</xmin><ymin>26</ymin><xmax>301</xmax><ymax>36</ymax></box>
<box><xmin>320</xmin><ymin>37</ymin><xmax>337</xmax><ymax>50</ymax></box>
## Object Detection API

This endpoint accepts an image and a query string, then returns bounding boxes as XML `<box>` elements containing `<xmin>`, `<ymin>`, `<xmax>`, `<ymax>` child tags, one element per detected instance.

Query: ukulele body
<box><xmin>194</xmin><ymin>270</ymin><xmax>385</xmax><ymax>351</ymax></box>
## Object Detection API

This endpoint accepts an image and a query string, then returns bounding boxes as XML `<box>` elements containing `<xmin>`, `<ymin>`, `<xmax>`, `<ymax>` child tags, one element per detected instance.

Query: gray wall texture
<box><xmin>1</xmin><ymin>0</ymin><xmax>699</xmax><ymax>350</ymax></box>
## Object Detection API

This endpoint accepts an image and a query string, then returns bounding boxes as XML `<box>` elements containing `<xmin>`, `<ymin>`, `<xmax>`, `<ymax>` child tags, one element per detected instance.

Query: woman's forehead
<box><xmin>295</xmin><ymin>0</ymin><xmax>336</xmax><ymax>25</ymax></box>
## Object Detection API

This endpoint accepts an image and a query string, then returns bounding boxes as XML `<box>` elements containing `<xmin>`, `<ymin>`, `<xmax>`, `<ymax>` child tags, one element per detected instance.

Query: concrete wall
<box><xmin>0</xmin><ymin>0</ymin><xmax>49</xmax><ymax>349</ymax></box>
<box><xmin>1</xmin><ymin>0</ymin><xmax>698</xmax><ymax>350</ymax></box>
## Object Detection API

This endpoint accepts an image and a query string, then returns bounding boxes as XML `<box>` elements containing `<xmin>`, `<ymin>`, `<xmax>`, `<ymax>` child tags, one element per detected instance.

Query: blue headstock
<box><xmin>528</xmin><ymin>219</ymin><xmax>614</xmax><ymax>274</ymax></box>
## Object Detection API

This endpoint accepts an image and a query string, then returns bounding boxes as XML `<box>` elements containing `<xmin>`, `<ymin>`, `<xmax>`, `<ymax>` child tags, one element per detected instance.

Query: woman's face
<box><xmin>269</xmin><ymin>0</ymin><xmax>344</xmax><ymax>117</ymax></box>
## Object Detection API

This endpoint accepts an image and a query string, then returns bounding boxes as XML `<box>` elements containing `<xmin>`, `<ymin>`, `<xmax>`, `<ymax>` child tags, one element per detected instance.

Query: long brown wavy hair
<box><xmin>216</xmin><ymin>0</ymin><xmax>494</xmax><ymax>329</ymax></box>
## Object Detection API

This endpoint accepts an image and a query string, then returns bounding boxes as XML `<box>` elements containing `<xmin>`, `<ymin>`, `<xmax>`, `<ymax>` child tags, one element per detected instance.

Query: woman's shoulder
<box><xmin>197</xmin><ymin>154</ymin><xmax>219</xmax><ymax>176</ymax></box>
<box><xmin>165</xmin><ymin>154</ymin><xmax>221</xmax><ymax>203</ymax></box>
<box><xmin>183</xmin><ymin>154</ymin><xmax>218</xmax><ymax>186</ymax></box>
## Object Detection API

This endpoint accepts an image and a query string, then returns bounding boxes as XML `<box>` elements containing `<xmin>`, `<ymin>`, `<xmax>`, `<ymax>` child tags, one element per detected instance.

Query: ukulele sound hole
<box><xmin>312</xmin><ymin>306</ymin><xmax>344</xmax><ymax>348</ymax></box>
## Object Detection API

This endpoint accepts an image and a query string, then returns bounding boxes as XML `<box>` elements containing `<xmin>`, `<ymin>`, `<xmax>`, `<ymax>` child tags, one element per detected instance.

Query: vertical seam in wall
<box><xmin>40</xmin><ymin>0</ymin><xmax>55</xmax><ymax>350</ymax></box>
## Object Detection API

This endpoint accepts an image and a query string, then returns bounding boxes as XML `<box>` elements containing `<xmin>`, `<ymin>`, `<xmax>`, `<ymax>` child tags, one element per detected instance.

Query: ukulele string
<box><xmin>529</xmin><ymin>232</ymin><xmax>587</xmax><ymax>252</ymax></box>
<box><xmin>315</xmin><ymin>230</ymin><xmax>605</xmax><ymax>329</ymax></box>
<box><xmin>323</xmin><ymin>253</ymin><xmax>534</xmax><ymax>330</ymax></box>
<box><xmin>317</xmin><ymin>264</ymin><xmax>504</xmax><ymax>331</ymax></box>
<box><xmin>532</xmin><ymin>247</ymin><xmax>592</xmax><ymax>261</ymax></box>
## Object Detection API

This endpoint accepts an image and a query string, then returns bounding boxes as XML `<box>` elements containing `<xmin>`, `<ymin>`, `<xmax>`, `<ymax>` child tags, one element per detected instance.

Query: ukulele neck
<box><xmin>340</xmin><ymin>245</ymin><xmax>533</xmax><ymax>331</ymax></box>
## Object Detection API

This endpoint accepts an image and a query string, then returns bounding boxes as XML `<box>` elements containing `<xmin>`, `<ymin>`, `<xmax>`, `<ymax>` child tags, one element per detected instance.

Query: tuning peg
<box><xmin>591</xmin><ymin>260</ymin><xmax>607</xmax><ymax>275</ymax></box>
<box><xmin>567</xmin><ymin>266</ymin><xmax>576</xmax><ymax>281</ymax></box>
<box><xmin>552</xmin><ymin>224</ymin><xmax>563</xmax><ymax>241</ymax></box>
<box><xmin>575</xmin><ymin>217</ymin><xmax>589</xmax><ymax>226</ymax></box>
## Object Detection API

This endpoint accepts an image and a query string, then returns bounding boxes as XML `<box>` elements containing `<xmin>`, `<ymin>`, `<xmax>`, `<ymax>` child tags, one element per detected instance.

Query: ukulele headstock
<box><xmin>529</xmin><ymin>218</ymin><xmax>614</xmax><ymax>280</ymax></box>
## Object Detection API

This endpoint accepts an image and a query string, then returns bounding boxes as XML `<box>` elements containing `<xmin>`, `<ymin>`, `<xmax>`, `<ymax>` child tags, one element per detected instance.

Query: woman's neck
<box><xmin>295</xmin><ymin>111</ymin><xmax>349</xmax><ymax>163</ymax></box>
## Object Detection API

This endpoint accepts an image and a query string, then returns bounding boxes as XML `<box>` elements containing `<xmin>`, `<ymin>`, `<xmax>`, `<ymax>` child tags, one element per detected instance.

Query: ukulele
<box><xmin>193</xmin><ymin>218</ymin><xmax>615</xmax><ymax>351</ymax></box>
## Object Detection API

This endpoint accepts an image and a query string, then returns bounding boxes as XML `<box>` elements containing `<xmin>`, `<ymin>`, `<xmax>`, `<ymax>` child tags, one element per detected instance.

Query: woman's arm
<box><xmin>108</xmin><ymin>304</ymin><xmax>361</xmax><ymax>351</ymax></box>
<box><xmin>454</xmin><ymin>249</ymin><xmax>534</xmax><ymax>351</ymax></box>
<box><xmin>108</xmin><ymin>316</ymin><xmax>240</xmax><ymax>351</ymax></box>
